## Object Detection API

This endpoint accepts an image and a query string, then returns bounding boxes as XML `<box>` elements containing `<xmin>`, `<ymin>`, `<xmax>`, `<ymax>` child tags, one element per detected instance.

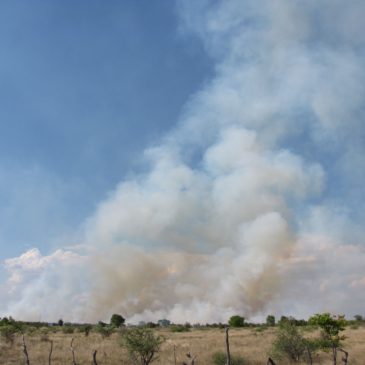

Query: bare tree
<box><xmin>267</xmin><ymin>358</ymin><xmax>277</xmax><ymax>365</ymax></box>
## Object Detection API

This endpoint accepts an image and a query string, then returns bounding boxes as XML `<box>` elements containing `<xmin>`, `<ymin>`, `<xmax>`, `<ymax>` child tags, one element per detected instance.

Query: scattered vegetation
<box><xmin>0</xmin><ymin>312</ymin><xmax>361</xmax><ymax>364</ymax></box>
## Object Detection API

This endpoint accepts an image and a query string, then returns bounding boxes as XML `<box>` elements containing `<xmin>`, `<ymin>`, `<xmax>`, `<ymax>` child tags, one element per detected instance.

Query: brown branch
<box><xmin>174</xmin><ymin>345</ymin><xmax>177</xmax><ymax>365</ymax></box>
<box><xmin>338</xmin><ymin>348</ymin><xmax>348</xmax><ymax>365</ymax></box>
<box><xmin>22</xmin><ymin>334</ymin><xmax>30</xmax><ymax>365</ymax></box>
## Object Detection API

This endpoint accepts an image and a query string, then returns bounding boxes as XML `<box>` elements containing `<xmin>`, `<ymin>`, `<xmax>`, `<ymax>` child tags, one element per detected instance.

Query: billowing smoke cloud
<box><xmin>2</xmin><ymin>0</ymin><xmax>365</xmax><ymax>323</ymax></box>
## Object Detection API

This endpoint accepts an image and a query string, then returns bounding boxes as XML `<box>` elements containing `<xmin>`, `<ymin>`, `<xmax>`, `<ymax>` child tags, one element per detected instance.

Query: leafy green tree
<box><xmin>354</xmin><ymin>314</ymin><xmax>363</xmax><ymax>322</ymax></box>
<box><xmin>266</xmin><ymin>315</ymin><xmax>276</xmax><ymax>327</ymax></box>
<box><xmin>110</xmin><ymin>314</ymin><xmax>125</xmax><ymax>328</ymax></box>
<box><xmin>121</xmin><ymin>327</ymin><xmax>165</xmax><ymax>365</ymax></box>
<box><xmin>228</xmin><ymin>315</ymin><xmax>245</xmax><ymax>327</ymax></box>
<box><xmin>58</xmin><ymin>319</ymin><xmax>63</xmax><ymax>326</ymax></box>
<box><xmin>309</xmin><ymin>313</ymin><xmax>346</xmax><ymax>365</ymax></box>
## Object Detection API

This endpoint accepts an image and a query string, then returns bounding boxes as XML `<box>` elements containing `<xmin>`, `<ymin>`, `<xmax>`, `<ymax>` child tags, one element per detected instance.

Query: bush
<box><xmin>0</xmin><ymin>325</ymin><xmax>19</xmax><ymax>345</ymax></box>
<box><xmin>170</xmin><ymin>324</ymin><xmax>190</xmax><ymax>332</ymax></box>
<box><xmin>79</xmin><ymin>324</ymin><xmax>92</xmax><ymax>336</ymax></box>
<box><xmin>62</xmin><ymin>325</ymin><xmax>75</xmax><ymax>334</ymax></box>
<box><xmin>121</xmin><ymin>328</ymin><xmax>165</xmax><ymax>365</ymax></box>
<box><xmin>271</xmin><ymin>322</ymin><xmax>308</xmax><ymax>362</ymax></box>
<box><xmin>228</xmin><ymin>315</ymin><xmax>245</xmax><ymax>328</ymax></box>
<box><xmin>212</xmin><ymin>351</ymin><xmax>247</xmax><ymax>365</ymax></box>
<box><xmin>96</xmin><ymin>324</ymin><xmax>114</xmax><ymax>338</ymax></box>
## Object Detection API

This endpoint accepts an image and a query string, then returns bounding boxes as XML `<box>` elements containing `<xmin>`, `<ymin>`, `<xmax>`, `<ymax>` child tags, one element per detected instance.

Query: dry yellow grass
<box><xmin>1</xmin><ymin>326</ymin><xmax>364</xmax><ymax>364</ymax></box>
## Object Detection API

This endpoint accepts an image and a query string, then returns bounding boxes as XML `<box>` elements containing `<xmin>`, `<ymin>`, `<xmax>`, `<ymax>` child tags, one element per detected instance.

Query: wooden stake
<box><xmin>70</xmin><ymin>338</ymin><xmax>76</xmax><ymax>365</ymax></box>
<box><xmin>48</xmin><ymin>340</ymin><xmax>53</xmax><ymax>365</ymax></box>
<box><xmin>225</xmin><ymin>327</ymin><xmax>231</xmax><ymax>365</ymax></box>
<box><xmin>22</xmin><ymin>334</ymin><xmax>30</xmax><ymax>365</ymax></box>
<box><xmin>92</xmin><ymin>350</ymin><xmax>98</xmax><ymax>365</ymax></box>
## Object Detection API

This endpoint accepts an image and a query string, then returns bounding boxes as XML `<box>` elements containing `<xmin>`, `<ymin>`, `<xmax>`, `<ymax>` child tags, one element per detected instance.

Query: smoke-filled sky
<box><xmin>1</xmin><ymin>0</ymin><xmax>365</xmax><ymax>324</ymax></box>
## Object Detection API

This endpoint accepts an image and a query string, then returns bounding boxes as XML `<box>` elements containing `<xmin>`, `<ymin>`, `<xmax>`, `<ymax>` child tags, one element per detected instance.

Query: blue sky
<box><xmin>1</xmin><ymin>0</ymin><xmax>365</xmax><ymax>323</ymax></box>
<box><xmin>0</xmin><ymin>0</ymin><xmax>212</xmax><ymax>259</ymax></box>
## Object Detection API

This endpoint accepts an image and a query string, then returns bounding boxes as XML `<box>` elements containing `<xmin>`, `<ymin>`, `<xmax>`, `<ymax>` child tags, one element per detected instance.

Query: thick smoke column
<box><xmin>3</xmin><ymin>0</ymin><xmax>365</xmax><ymax>323</ymax></box>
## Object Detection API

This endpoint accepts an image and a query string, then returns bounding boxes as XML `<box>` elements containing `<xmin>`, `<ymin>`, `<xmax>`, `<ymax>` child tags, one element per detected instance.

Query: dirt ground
<box><xmin>0</xmin><ymin>325</ymin><xmax>364</xmax><ymax>364</ymax></box>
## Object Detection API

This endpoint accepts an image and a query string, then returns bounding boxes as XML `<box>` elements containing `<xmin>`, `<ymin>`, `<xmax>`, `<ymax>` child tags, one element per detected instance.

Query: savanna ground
<box><xmin>1</xmin><ymin>325</ymin><xmax>364</xmax><ymax>365</ymax></box>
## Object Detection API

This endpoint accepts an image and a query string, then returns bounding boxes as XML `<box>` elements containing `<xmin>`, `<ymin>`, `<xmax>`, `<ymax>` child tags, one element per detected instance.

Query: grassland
<box><xmin>1</xmin><ymin>325</ymin><xmax>364</xmax><ymax>364</ymax></box>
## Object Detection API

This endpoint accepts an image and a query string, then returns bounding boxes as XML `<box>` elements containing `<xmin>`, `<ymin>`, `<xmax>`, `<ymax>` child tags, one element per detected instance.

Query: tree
<box><xmin>354</xmin><ymin>314</ymin><xmax>363</xmax><ymax>322</ymax></box>
<box><xmin>121</xmin><ymin>327</ymin><xmax>165</xmax><ymax>365</ymax></box>
<box><xmin>309</xmin><ymin>313</ymin><xmax>346</xmax><ymax>365</ymax></box>
<box><xmin>266</xmin><ymin>315</ymin><xmax>276</xmax><ymax>327</ymax></box>
<box><xmin>228</xmin><ymin>315</ymin><xmax>245</xmax><ymax>327</ymax></box>
<box><xmin>58</xmin><ymin>319</ymin><xmax>63</xmax><ymax>326</ymax></box>
<box><xmin>110</xmin><ymin>314</ymin><xmax>125</xmax><ymax>327</ymax></box>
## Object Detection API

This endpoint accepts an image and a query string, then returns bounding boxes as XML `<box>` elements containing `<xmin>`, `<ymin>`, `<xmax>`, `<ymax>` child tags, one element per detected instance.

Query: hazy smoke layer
<box><xmin>3</xmin><ymin>0</ymin><xmax>365</xmax><ymax>323</ymax></box>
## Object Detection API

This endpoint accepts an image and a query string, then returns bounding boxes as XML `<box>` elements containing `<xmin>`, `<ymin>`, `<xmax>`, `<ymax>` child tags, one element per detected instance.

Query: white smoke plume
<box><xmin>2</xmin><ymin>0</ymin><xmax>365</xmax><ymax>323</ymax></box>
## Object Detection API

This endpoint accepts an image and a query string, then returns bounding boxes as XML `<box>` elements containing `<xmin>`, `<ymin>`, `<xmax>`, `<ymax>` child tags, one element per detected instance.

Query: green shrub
<box><xmin>79</xmin><ymin>324</ymin><xmax>92</xmax><ymax>336</ymax></box>
<box><xmin>96</xmin><ymin>324</ymin><xmax>114</xmax><ymax>338</ymax></box>
<box><xmin>121</xmin><ymin>327</ymin><xmax>165</xmax><ymax>365</ymax></box>
<box><xmin>212</xmin><ymin>351</ymin><xmax>247</xmax><ymax>365</ymax></box>
<box><xmin>0</xmin><ymin>325</ymin><xmax>19</xmax><ymax>345</ymax></box>
<box><xmin>62</xmin><ymin>325</ymin><xmax>75</xmax><ymax>334</ymax></box>
<box><xmin>170</xmin><ymin>324</ymin><xmax>190</xmax><ymax>332</ymax></box>
<box><xmin>271</xmin><ymin>323</ymin><xmax>308</xmax><ymax>362</ymax></box>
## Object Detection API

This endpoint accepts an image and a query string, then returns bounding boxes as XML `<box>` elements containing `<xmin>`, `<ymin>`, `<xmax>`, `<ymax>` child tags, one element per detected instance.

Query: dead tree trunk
<box><xmin>70</xmin><ymin>338</ymin><xmax>77</xmax><ymax>365</ymax></box>
<box><xmin>92</xmin><ymin>350</ymin><xmax>98</xmax><ymax>365</ymax></box>
<box><xmin>267</xmin><ymin>358</ymin><xmax>276</xmax><ymax>365</ymax></box>
<box><xmin>225</xmin><ymin>327</ymin><xmax>231</xmax><ymax>365</ymax></box>
<box><xmin>22</xmin><ymin>334</ymin><xmax>30</xmax><ymax>365</ymax></box>
<box><xmin>338</xmin><ymin>348</ymin><xmax>348</xmax><ymax>365</ymax></box>
<box><xmin>48</xmin><ymin>340</ymin><xmax>53</xmax><ymax>365</ymax></box>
